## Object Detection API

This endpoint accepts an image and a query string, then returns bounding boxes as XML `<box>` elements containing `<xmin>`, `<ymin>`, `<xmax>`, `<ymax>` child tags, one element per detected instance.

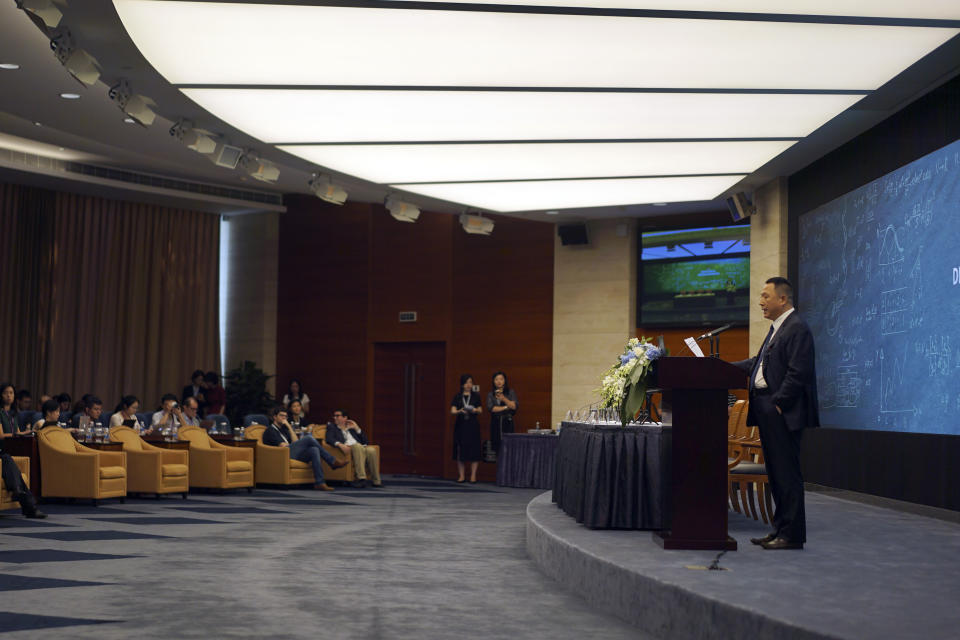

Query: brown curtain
<box><xmin>0</xmin><ymin>182</ymin><xmax>220</xmax><ymax>412</ymax></box>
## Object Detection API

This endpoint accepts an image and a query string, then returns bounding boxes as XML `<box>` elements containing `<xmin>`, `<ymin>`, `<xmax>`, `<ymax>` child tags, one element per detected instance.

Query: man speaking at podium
<box><xmin>734</xmin><ymin>277</ymin><xmax>819</xmax><ymax>550</ymax></box>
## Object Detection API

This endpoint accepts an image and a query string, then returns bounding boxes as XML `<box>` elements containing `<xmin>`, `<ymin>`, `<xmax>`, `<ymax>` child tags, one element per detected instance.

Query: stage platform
<box><xmin>526</xmin><ymin>489</ymin><xmax>960</xmax><ymax>640</ymax></box>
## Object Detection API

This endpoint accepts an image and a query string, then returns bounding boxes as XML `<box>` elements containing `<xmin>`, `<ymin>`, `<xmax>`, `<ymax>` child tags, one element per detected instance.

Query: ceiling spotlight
<box><xmin>50</xmin><ymin>29</ymin><xmax>100</xmax><ymax>86</ymax></box>
<box><xmin>59</xmin><ymin>92</ymin><xmax>80</xmax><ymax>99</ymax></box>
<box><xmin>545</xmin><ymin>210</ymin><xmax>559</xmax><ymax>216</ymax></box>
<box><xmin>0</xmin><ymin>63</ymin><xmax>21</xmax><ymax>70</ymax></box>
<box><xmin>108</xmin><ymin>79</ymin><xmax>156</xmax><ymax>126</ymax></box>
<box><xmin>309</xmin><ymin>174</ymin><xmax>348</xmax><ymax>205</ymax></box>
<box><xmin>459</xmin><ymin>213</ymin><xmax>494</xmax><ymax>236</ymax></box>
<box><xmin>170</xmin><ymin>120</ymin><xmax>216</xmax><ymax>154</ymax></box>
<box><xmin>652</xmin><ymin>202</ymin><xmax>668</xmax><ymax>207</ymax></box>
<box><xmin>385</xmin><ymin>195</ymin><xmax>420</xmax><ymax>223</ymax></box>
<box><xmin>242</xmin><ymin>153</ymin><xmax>280</xmax><ymax>183</ymax></box>
<box><xmin>123</xmin><ymin>117</ymin><xmax>136</xmax><ymax>124</ymax></box>
<box><xmin>18</xmin><ymin>0</ymin><xmax>63</xmax><ymax>28</ymax></box>
<box><xmin>208</xmin><ymin>143</ymin><xmax>244</xmax><ymax>169</ymax></box>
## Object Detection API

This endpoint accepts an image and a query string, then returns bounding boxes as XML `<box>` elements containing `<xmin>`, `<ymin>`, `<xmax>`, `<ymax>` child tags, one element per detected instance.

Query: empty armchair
<box><xmin>177</xmin><ymin>426</ymin><xmax>253</xmax><ymax>491</ymax></box>
<box><xmin>244</xmin><ymin>424</ymin><xmax>315</xmax><ymax>487</ymax></box>
<box><xmin>207</xmin><ymin>413</ymin><xmax>231</xmax><ymax>432</ymax></box>
<box><xmin>243</xmin><ymin>414</ymin><xmax>270</xmax><ymax>428</ymax></box>
<box><xmin>37</xmin><ymin>425</ymin><xmax>126</xmax><ymax>503</ymax></box>
<box><xmin>0</xmin><ymin>456</ymin><xmax>30</xmax><ymax>511</ymax></box>
<box><xmin>109</xmin><ymin>426</ymin><xmax>189</xmax><ymax>498</ymax></box>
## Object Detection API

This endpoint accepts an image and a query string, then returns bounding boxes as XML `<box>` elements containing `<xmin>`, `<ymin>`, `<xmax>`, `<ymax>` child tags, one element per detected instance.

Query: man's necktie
<box><xmin>751</xmin><ymin>324</ymin><xmax>775</xmax><ymax>391</ymax></box>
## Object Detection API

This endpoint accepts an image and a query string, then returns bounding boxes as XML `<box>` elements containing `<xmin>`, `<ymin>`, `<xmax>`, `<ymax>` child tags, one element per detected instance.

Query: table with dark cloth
<box><xmin>552</xmin><ymin>422</ymin><xmax>669</xmax><ymax>530</ymax></box>
<box><xmin>495</xmin><ymin>433</ymin><xmax>558</xmax><ymax>489</ymax></box>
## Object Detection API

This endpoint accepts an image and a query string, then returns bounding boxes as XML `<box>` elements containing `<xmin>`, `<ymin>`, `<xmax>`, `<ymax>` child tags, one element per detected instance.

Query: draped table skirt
<box><xmin>552</xmin><ymin>422</ymin><xmax>669</xmax><ymax>530</ymax></box>
<box><xmin>495</xmin><ymin>433</ymin><xmax>558</xmax><ymax>489</ymax></box>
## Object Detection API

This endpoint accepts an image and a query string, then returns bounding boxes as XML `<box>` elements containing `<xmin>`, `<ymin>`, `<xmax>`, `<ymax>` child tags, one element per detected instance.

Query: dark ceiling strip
<box><xmin>390</xmin><ymin>172</ymin><xmax>746</xmax><ymax>185</ymax></box>
<box><xmin>162</xmin><ymin>0</ymin><xmax>960</xmax><ymax>28</ymax></box>
<box><xmin>175</xmin><ymin>84</ymin><xmax>871</xmax><ymax>95</ymax></box>
<box><xmin>275</xmin><ymin>137</ymin><xmax>801</xmax><ymax>146</ymax></box>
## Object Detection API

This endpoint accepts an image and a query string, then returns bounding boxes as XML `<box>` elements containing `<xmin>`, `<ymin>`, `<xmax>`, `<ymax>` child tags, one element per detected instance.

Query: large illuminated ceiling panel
<box><xmin>395</xmin><ymin>176</ymin><xmax>748</xmax><ymax>212</ymax></box>
<box><xmin>114</xmin><ymin>1</ymin><xmax>960</xmax><ymax>212</ymax></box>
<box><xmin>114</xmin><ymin>2</ymin><xmax>958</xmax><ymax>90</ymax></box>
<box><xmin>278</xmin><ymin>141</ymin><xmax>794</xmax><ymax>184</ymax></box>
<box><xmin>183</xmin><ymin>89</ymin><xmax>864</xmax><ymax>143</ymax></box>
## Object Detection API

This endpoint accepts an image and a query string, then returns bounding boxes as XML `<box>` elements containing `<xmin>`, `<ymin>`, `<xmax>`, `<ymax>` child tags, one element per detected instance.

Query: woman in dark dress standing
<box><xmin>486</xmin><ymin>371</ymin><xmax>518</xmax><ymax>455</ymax></box>
<box><xmin>450</xmin><ymin>374</ymin><xmax>483</xmax><ymax>483</ymax></box>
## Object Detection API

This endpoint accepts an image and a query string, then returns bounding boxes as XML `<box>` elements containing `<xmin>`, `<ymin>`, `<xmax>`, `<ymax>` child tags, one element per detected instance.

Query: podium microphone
<box><xmin>695</xmin><ymin>324</ymin><xmax>733</xmax><ymax>341</ymax></box>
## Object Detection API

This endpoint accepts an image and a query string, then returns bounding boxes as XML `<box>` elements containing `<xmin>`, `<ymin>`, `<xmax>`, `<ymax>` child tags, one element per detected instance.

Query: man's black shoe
<box><xmin>351</xmin><ymin>479</ymin><xmax>367</xmax><ymax>488</ymax></box>
<box><xmin>761</xmin><ymin>536</ymin><xmax>803</xmax><ymax>550</ymax></box>
<box><xmin>23</xmin><ymin>509</ymin><xmax>48</xmax><ymax>519</ymax></box>
<box><xmin>750</xmin><ymin>532</ymin><xmax>777</xmax><ymax>546</ymax></box>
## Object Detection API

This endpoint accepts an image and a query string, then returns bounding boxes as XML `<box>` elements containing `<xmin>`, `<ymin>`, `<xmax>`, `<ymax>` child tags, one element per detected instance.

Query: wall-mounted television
<box><xmin>637</xmin><ymin>225</ymin><xmax>750</xmax><ymax>327</ymax></box>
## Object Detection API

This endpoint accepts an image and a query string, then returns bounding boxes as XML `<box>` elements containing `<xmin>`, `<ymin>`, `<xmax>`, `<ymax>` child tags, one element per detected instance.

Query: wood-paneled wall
<box><xmin>277</xmin><ymin>196</ymin><xmax>554</xmax><ymax>480</ymax></box>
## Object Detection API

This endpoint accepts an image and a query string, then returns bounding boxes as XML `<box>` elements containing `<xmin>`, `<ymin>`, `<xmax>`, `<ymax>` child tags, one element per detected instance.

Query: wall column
<box><xmin>222</xmin><ymin>211</ymin><xmax>279</xmax><ymax>395</ymax></box>
<box><xmin>749</xmin><ymin>177</ymin><xmax>789</xmax><ymax>353</ymax></box>
<box><xmin>551</xmin><ymin>219</ymin><xmax>636</xmax><ymax>427</ymax></box>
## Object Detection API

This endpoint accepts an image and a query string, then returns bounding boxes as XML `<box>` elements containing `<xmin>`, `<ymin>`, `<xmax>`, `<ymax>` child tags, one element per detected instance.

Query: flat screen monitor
<box><xmin>638</xmin><ymin>225</ymin><xmax>750</xmax><ymax>327</ymax></box>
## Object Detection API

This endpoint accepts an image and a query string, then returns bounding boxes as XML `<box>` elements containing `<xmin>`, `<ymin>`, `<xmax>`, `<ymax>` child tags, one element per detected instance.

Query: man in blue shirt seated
<box><xmin>262</xmin><ymin>405</ymin><xmax>347</xmax><ymax>491</ymax></box>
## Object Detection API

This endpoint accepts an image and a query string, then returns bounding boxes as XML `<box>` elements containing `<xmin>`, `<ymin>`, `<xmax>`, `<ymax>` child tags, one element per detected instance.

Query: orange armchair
<box><xmin>244</xmin><ymin>425</ymin><xmax>315</xmax><ymax>487</ymax></box>
<box><xmin>1</xmin><ymin>456</ymin><xmax>30</xmax><ymax>511</ymax></box>
<box><xmin>109</xmin><ymin>426</ymin><xmax>189</xmax><ymax>498</ymax></box>
<box><xmin>177</xmin><ymin>426</ymin><xmax>253</xmax><ymax>491</ymax></box>
<box><xmin>37</xmin><ymin>426</ymin><xmax>126</xmax><ymax>503</ymax></box>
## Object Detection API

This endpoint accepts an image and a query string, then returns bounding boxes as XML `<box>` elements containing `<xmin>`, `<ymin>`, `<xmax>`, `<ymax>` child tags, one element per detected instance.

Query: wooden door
<box><xmin>373</xmin><ymin>342</ymin><xmax>446</xmax><ymax>476</ymax></box>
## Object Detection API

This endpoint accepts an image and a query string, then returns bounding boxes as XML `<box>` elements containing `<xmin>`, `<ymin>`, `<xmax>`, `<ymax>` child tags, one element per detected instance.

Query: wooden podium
<box><xmin>651</xmin><ymin>356</ymin><xmax>747</xmax><ymax>551</ymax></box>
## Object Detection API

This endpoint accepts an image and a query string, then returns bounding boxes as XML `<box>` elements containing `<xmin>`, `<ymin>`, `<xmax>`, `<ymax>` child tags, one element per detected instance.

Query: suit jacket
<box><xmin>325</xmin><ymin>423</ymin><xmax>369</xmax><ymax>447</ymax></box>
<box><xmin>734</xmin><ymin>310</ymin><xmax>820</xmax><ymax>431</ymax></box>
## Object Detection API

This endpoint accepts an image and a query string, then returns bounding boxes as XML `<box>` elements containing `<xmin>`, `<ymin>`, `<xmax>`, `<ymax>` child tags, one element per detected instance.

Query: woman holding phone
<box><xmin>486</xmin><ymin>371</ymin><xmax>518</xmax><ymax>455</ymax></box>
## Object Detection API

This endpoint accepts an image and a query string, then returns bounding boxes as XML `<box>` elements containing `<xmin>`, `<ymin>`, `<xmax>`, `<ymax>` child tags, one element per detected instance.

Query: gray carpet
<box><xmin>0</xmin><ymin>478</ymin><xmax>648</xmax><ymax>639</ymax></box>
<box><xmin>527</xmin><ymin>490</ymin><xmax>960</xmax><ymax>640</ymax></box>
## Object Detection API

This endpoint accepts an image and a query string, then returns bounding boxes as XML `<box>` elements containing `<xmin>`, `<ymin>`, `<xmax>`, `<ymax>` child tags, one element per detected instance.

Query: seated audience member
<box><xmin>0</xmin><ymin>452</ymin><xmax>46</xmax><ymax>518</ymax></box>
<box><xmin>111</xmin><ymin>395</ymin><xmax>144</xmax><ymax>431</ymax></box>
<box><xmin>282</xmin><ymin>379</ymin><xmax>310</xmax><ymax>414</ymax></box>
<box><xmin>203</xmin><ymin>371</ymin><xmax>226</xmax><ymax>416</ymax></box>
<box><xmin>56</xmin><ymin>393</ymin><xmax>72</xmax><ymax>416</ymax></box>
<box><xmin>262</xmin><ymin>405</ymin><xmax>347</xmax><ymax>491</ymax></box>
<box><xmin>33</xmin><ymin>399</ymin><xmax>65</xmax><ymax>432</ymax></box>
<box><xmin>71</xmin><ymin>395</ymin><xmax>104</xmax><ymax>432</ymax></box>
<box><xmin>288</xmin><ymin>399</ymin><xmax>308</xmax><ymax>433</ymax></box>
<box><xmin>326</xmin><ymin>409</ymin><xmax>382</xmax><ymax>488</ymax></box>
<box><xmin>177</xmin><ymin>396</ymin><xmax>201</xmax><ymax>427</ymax></box>
<box><xmin>152</xmin><ymin>394</ymin><xmax>181</xmax><ymax>435</ymax></box>
<box><xmin>182</xmin><ymin>369</ymin><xmax>206</xmax><ymax>404</ymax></box>
<box><xmin>1</xmin><ymin>382</ymin><xmax>21</xmax><ymax>437</ymax></box>
<box><xmin>15</xmin><ymin>389</ymin><xmax>32</xmax><ymax>412</ymax></box>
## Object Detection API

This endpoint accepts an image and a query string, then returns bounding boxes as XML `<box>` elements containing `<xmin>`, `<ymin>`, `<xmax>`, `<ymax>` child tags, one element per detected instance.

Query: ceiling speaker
<box><xmin>558</xmin><ymin>223</ymin><xmax>588</xmax><ymax>246</ymax></box>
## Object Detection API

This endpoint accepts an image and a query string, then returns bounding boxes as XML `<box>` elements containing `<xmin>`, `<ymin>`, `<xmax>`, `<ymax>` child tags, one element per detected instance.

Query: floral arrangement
<box><xmin>598</xmin><ymin>337</ymin><xmax>663</xmax><ymax>426</ymax></box>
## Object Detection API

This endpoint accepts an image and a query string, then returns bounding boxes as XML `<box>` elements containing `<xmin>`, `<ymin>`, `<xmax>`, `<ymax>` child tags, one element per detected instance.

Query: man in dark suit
<box><xmin>734</xmin><ymin>277</ymin><xmax>819</xmax><ymax>550</ymax></box>
<box><xmin>0</xmin><ymin>453</ymin><xmax>46</xmax><ymax>519</ymax></box>
<box><xmin>325</xmin><ymin>410</ymin><xmax>382</xmax><ymax>488</ymax></box>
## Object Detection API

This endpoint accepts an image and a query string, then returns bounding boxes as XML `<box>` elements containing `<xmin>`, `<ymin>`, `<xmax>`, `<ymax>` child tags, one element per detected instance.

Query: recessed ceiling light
<box><xmin>116</xmin><ymin>2</ymin><xmax>958</xmax><ymax>89</ymax></box>
<box><xmin>185</xmin><ymin>89</ymin><xmax>863</xmax><ymax>143</ymax></box>
<box><xmin>33</xmin><ymin>121</ymin><xmax>42</xmax><ymax>127</ymax></box>
<box><xmin>652</xmin><ymin>202</ymin><xmax>668</xmax><ymax>206</ymax></box>
<box><xmin>59</xmin><ymin>92</ymin><xmax>81</xmax><ymax>100</ymax></box>
<box><xmin>395</xmin><ymin>175</ymin><xmax>745</xmax><ymax>212</ymax></box>
<box><xmin>281</xmin><ymin>140</ymin><xmax>793</xmax><ymax>184</ymax></box>
<box><xmin>0</xmin><ymin>63</ymin><xmax>20</xmax><ymax>70</ymax></box>
<box><xmin>546</xmin><ymin>210</ymin><xmax>559</xmax><ymax>215</ymax></box>
<box><xmin>123</xmin><ymin>117</ymin><xmax>136</xmax><ymax>124</ymax></box>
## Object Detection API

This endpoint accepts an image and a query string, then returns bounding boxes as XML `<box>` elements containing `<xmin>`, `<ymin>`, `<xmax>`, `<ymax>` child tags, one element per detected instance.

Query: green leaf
<box><xmin>622</xmin><ymin>381</ymin><xmax>647</xmax><ymax>427</ymax></box>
